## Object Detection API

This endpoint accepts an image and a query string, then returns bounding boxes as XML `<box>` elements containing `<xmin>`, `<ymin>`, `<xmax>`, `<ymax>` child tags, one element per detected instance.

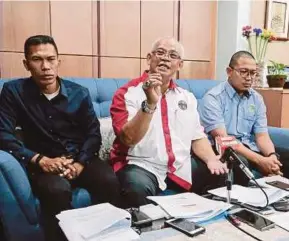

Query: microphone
<box><xmin>223</xmin><ymin>147</ymin><xmax>255</xmax><ymax>180</ymax></box>
<box><xmin>215</xmin><ymin>136</ymin><xmax>239</xmax><ymax>155</ymax></box>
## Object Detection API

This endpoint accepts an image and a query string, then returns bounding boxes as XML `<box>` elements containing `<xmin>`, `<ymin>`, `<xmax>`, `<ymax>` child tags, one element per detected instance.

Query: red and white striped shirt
<box><xmin>110</xmin><ymin>72</ymin><xmax>206</xmax><ymax>190</ymax></box>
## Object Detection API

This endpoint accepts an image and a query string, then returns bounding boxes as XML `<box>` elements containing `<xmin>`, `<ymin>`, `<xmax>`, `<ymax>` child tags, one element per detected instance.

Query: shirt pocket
<box><xmin>242</xmin><ymin>113</ymin><xmax>256</xmax><ymax>133</ymax></box>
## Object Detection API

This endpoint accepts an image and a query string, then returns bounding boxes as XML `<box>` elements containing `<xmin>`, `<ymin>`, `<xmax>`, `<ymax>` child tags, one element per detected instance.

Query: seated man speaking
<box><xmin>0</xmin><ymin>35</ymin><xmax>123</xmax><ymax>241</ymax></box>
<box><xmin>199</xmin><ymin>51</ymin><xmax>289</xmax><ymax>185</ymax></box>
<box><xmin>110</xmin><ymin>37</ymin><xmax>228</xmax><ymax>207</ymax></box>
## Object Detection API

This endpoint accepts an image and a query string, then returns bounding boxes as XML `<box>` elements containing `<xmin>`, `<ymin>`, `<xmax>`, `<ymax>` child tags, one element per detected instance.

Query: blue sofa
<box><xmin>0</xmin><ymin>77</ymin><xmax>288</xmax><ymax>241</ymax></box>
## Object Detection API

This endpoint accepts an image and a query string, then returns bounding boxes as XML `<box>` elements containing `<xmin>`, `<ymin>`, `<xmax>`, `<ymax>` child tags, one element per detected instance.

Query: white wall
<box><xmin>216</xmin><ymin>0</ymin><xmax>251</xmax><ymax>81</ymax></box>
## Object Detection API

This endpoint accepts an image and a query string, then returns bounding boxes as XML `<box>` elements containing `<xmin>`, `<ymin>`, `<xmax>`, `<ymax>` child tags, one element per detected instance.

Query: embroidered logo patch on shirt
<box><xmin>249</xmin><ymin>104</ymin><xmax>256</xmax><ymax>113</ymax></box>
<box><xmin>178</xmin><ymin>100</ymin><xmax>187</xmax><ymax>110</ymax></box>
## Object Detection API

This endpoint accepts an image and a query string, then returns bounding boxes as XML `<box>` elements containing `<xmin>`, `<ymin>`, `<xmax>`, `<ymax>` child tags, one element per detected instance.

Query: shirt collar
<box><xmin>28</xmin><ymin>76</ymin><xmax>68</xmax><ymax>98</ymax></box>
<box><xmin>141</xmin><ymin>71</ymin><xmax>177</xmax><ymax>90</ymax></box>
<box><xmin>225</xmin><ymin>80</ymin><xmax>252</xmax><ymax>99</ymax></box>
<box><xmin>58</xmin><ymin>77</ymin><xmax>68</xmax><ymax>98</ymax></box>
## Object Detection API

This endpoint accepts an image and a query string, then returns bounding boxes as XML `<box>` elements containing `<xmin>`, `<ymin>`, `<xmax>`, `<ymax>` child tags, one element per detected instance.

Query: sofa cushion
<box><xmin>99</xmin><ymin>118</ymin><xmax>115</xmax><ymax>161</ymax></box>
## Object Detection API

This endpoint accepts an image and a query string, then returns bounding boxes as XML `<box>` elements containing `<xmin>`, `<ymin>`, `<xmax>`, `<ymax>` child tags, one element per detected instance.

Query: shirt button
<box><xmin>21</xmin><ymin>157</ymin><xmax>25</xmax><ymax>160</ymax></box>
<box><xmin>50</xmin><ymin>130</ymin><xmax>52</xmax><ymax>132</ymax></box>
<box><xmin>9</xmin><ymin>150</ymin><xmax>13</xmax><ymax>153</ymax></box>
<box><xmin>49</xmin><ymin>116</ymin><xmax>52</xmax><ymax>119</ymax></box>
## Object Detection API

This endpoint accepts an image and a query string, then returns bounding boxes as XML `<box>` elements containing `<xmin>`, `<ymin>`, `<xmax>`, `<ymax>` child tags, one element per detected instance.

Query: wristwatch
<box><xmin>35</xmin><ymin>154</ymin><xmax>44</xmax><ymax>165</ymax></box>
<box><xmin>141</xmin><ymin>100</ymin><xmax>156</xmax><ymax>114</ymax></box>
<box><xmin>267</xmin><ymin>152</ymin><xmax>280</xmax><ymax>160</ymax></box>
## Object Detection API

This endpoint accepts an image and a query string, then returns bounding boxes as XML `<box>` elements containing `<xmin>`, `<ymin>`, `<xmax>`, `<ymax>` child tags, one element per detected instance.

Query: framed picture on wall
<box><xmin>265</xmin><ymin>0</ymin><xmax>289</xmax><ymax>39</ymax></box>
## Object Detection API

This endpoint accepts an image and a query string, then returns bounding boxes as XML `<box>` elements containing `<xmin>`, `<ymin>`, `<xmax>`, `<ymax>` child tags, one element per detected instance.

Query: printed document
<box><xmin>147</xmin><ymin>192</ymin><xmax>231</xmax><ymax>222</ymax></box>
<box><xmin>56</xmin><ymin>203</ymin><xmax>139</xmax><ymax>241</ymax></box>
<box><xmin>209</xmin><ymin>184</ymin><xmax>288</xmax><ymax>207</ymax></box>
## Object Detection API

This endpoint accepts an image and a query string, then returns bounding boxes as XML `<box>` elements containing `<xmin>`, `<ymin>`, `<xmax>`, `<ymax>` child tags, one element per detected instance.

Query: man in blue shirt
<box><xmin>199</xmin><ymin>51</ymin><xmax>288</xmax><ymax>185</ymax></box>
<box><xmin>0</xmin><ymin>35</ymin><xmax>123</xmax><ymax>241</ymax></box>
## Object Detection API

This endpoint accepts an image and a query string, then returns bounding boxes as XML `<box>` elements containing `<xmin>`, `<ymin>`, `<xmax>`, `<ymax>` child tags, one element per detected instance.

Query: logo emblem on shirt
<box><xmin>178</xmin><ymin>100</ymin><xmax>187</xmax><ymax>110</ymax></box>
<box><xmin>249</xmin><ymin>104</ymin><xmax>256</xmax><ymax>113</ymax></box>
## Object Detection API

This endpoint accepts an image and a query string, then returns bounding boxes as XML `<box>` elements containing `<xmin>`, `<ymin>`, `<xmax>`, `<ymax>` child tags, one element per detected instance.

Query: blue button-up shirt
<box><xmin>199</xmin><ymin>81</ymin><xmax>267</xmax><ymax>151</ymax></box>
<box><xmin>0</xmin><ymin>77</ymin><xmax>101</xmax><ymax>165</ymax></box>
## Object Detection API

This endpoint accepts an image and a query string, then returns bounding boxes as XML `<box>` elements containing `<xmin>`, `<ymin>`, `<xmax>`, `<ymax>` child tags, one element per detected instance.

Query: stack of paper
<box><xmin>147</xmin><ymin>192</ymin><xmax>231</xmax><ymax>223</ymax></box>
<box><xmin>56</xmin><ymin>203</ymin><xmax>140</xmax><ymax>241</ymax></box>
<box><xmin>209</xmin><ymin>184</ymin><xmax>289</xmax><ymax>207</ymax></box>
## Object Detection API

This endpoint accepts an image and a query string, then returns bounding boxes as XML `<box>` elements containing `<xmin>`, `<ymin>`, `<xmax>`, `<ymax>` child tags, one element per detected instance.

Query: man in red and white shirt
<box><xmin>110</xmin><ymin>37</ymin><xmax>228</xmax><ymax>207</ymax></box>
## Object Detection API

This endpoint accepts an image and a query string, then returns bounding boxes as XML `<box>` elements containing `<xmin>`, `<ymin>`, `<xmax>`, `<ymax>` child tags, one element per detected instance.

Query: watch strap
<box><xmin>267</xmin><ymin>152</ymin><xmax>280</xmax><ymax>160</ymax></box>
<box><xmin>141</xmin><ymin>100</ymin><xmax>156</xmax><ymax>114</ymax></box>
<box><xmin>35</xmin><ymin>154</ymin><xmax>44</xmax><ymax>165</ymax></box>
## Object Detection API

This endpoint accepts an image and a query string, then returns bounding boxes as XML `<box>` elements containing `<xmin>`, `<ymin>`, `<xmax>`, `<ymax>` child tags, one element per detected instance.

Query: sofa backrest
<box><xmin>0</xmin><ymin>77</ymin><xmax>222</xmax><ymax>118</ymax></box>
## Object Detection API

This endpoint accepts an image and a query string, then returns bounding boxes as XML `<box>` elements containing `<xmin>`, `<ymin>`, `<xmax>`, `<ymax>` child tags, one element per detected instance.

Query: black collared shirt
<box><xmin>0</xmin><ymin>77</ymin><xmax>101</xmax><ymax>165</ymax></box>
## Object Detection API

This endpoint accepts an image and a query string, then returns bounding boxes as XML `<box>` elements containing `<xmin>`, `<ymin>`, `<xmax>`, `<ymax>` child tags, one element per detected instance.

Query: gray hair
<box><xmin>151</xmin><ymin>37</ymin><xmax>185</xmax><ymax>59</ymax></box>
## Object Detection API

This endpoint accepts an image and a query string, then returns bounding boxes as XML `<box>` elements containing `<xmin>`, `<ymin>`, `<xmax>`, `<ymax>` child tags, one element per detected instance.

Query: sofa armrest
<box><xmin>0</xmin><ymin>151</ymin><xmax>44</xmax><ymax>241</ymax></box>
<box><xmin>268</xmin><ymin>127</ymin><xmax>289</xmax><ymax>150</ymax></box>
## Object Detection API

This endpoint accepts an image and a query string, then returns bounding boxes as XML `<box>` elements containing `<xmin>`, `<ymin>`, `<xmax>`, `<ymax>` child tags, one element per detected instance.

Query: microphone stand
<box><xmin>224</xmin><ymin>153</ymin><xmax>235</xmax><ymax>204</ymax></box>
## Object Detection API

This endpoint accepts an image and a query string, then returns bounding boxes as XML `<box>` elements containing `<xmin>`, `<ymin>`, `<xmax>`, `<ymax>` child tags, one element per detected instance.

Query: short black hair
<box><xmin>229</xmin><ymin>50</ymin><xmax>255</xmax><ymax>68</ymax></box>
<box><xmin>24</xmin><ymin>35</ymin><xmax>58</xmax><ymax>59</ymax></box>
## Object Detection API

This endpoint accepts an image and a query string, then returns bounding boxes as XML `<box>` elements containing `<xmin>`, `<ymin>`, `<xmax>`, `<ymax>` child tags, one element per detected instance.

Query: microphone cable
<box><xmin>223</xmin><ymin>147</ymin><xmax>269</xmax><ymax>211</ymax></box>
<box><xmin>226</xmin><ymin>213</ymin><xmax>264</xmax><ymax>241</ymax></box>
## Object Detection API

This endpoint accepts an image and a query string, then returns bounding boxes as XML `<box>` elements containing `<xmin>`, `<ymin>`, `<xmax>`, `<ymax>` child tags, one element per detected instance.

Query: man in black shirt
<box><xmin>0</xmin><ymin>35</ymin><xmax>123</xmax><ymax>241</ymax></box>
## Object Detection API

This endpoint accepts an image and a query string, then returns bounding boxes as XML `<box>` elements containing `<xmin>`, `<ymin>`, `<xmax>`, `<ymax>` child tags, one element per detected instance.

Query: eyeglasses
<box><xmin>152</xmin><ymin>49</ymin><xmax>181</xmax><ymax>60</ymax></box>
<box><xmin>230</xmin><ymin>66</ymin><xmax>257</xmax><ymax>79</ymax></box>
<box><xmin>230</xmin><ymin>67</ymin><xmax>258</xmax><ymax>78</ymax></box>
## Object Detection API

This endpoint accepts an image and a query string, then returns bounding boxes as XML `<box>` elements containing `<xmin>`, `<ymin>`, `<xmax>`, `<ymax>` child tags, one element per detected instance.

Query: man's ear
<box><xmin>146</xmin><ymin>53</ymin><xmax>152</xmax><ymax>66</ymax></box>
<box><xmin>226</xmin><ymin>66</ymin><xmax>233</xmax><ymax>78</ymax></box>
<box><xmin>23</xmin><ymin>59</ymin><xmax>29</xmax><ymax>71</ymax></box>
<box><xmin>178</xmin><ymin>60</ymin><xmax>184</xmax><ymax>70</ymax></box>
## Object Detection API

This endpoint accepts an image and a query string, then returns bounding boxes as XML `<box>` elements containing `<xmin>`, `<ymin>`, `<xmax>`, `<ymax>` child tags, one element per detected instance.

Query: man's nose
<box><xmin>160</xmin><ymin>54</ymin><xmax>170</xmax><ymax>61</ymax></box>
<box><xmin>41</xmin><ymin>60</ymin><xmax>51</xmax><ymax>70</ymax></box>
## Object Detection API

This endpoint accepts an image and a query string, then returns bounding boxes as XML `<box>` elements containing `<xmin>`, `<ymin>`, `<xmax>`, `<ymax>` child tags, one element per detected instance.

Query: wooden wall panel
<box><xmin>141</xmin><ymin>1</ymin><xmax>178</xmax><ymax>57</ymax></box>
<box><xmin>179</xmin><ymin>61</ymin><xmax>211</xmax><ymax>79</ymax></box>
<box><xmin>93</xmin><ymin>57</ymin><xmax>98</xmax><ymax>78</ymax></box>
<box><xmin>99</xmin><ymin>1</ymin><xmax>140</xmax><ymax>57</ymax></box>
<box><xmin>0</xmin><ymin>0</ymin><xmax>217</xmax><ymax>79</ymax></box>
<box><xmin>50</xmin><ymin>1</ymin><xmax>92</xmax><ymax>55</ymax></box>
<box><xmin>0</xmin><ymin>1</ymin><xmax>50</xmax><ymax>51</ymax></box>
<box><xmin>141</xmin><ymin>58</ymin><xmax>149</xmax><ymax>73</ymax></box>
<box><xmin>100</xmin><ymin>57</ymin><xmax>140</xmax><ymax>78</ymax></box>
<box><xmin>58</xmin><ymin>55</ymin><xmax>93</xmax><ymax>78</ymax></box>
<box><xmin>0</xmin><ymin>52</ymin><xmax>29</xmax><ymax>78</ymax></box>
<box><xmin>179</xmin><ymin>1</ymin><xmax>215</xmax><ymax>61</ymax></box>
<box><xmin>92</xmin><ymin>1</ymin><xmax>99</xmax><ymax>56</ymax></box>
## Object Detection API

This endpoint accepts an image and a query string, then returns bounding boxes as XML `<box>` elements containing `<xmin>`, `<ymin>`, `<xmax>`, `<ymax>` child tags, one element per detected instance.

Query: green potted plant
<box><xmin>266</xmin><ymin>60</ymin><xmax>287</xmax><ymax>88</ymax></box>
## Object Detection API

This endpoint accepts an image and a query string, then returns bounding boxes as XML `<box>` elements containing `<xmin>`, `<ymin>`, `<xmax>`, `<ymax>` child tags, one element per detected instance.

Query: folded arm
<box><xmin>0</xmin><ymin>84</ymin><xmax>37</xmax><ymax>165</ymax></box>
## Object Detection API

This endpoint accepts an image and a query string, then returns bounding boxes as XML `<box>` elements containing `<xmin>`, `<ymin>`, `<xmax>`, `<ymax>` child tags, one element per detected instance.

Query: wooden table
<box><xmin>255</xmin><ymin>88</ymin><xmax>289</xmax><ymax>128</ymax></box>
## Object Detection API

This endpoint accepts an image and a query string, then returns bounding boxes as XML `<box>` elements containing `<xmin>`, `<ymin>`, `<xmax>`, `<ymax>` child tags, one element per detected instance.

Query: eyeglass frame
<box><xmin>152</xmin><ymin>48</ymin><xmax>181</xmax><ymax>60</ymax></box>
<box><xmin>229</xmin><ymin>66</ymin><xmax>258</xmax><ymax>79</ymax></box>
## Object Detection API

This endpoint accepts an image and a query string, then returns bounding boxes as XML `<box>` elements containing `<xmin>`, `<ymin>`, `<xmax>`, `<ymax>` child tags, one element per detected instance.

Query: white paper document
<box><xmin>209</xmin><ymin>184</ymin><xmax>289</xmax><ymax>207</ymax></box>
<box><xmin>147</xmin><ymin>192</ymin><xmax>231</xmax><ymax>222</ymax></box>
<box><xmin>250</xmin><ymin>175</ymin><xmax>289</xmax><ymax>188</ymax></box>
<box><xmin>56</xmin><ymin>203</ymin><xmax>140</xmax><ymax>241</ymax></box>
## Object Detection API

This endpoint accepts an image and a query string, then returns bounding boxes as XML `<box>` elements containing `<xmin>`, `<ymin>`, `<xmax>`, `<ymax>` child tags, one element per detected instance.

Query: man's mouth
<box><xmin>243</xmin><ymin>84</ymin><xmax>251</xmax><ymax>88</ymax></box>
<box><xmin>40</xmin><ymin>74</ymin><xmax>54</xmax><ymax>80</ymax></box>
<box><xmin>157</xmin><ymin>64</ymin><xmax>170</xmax><ymax>70</ymax></box>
